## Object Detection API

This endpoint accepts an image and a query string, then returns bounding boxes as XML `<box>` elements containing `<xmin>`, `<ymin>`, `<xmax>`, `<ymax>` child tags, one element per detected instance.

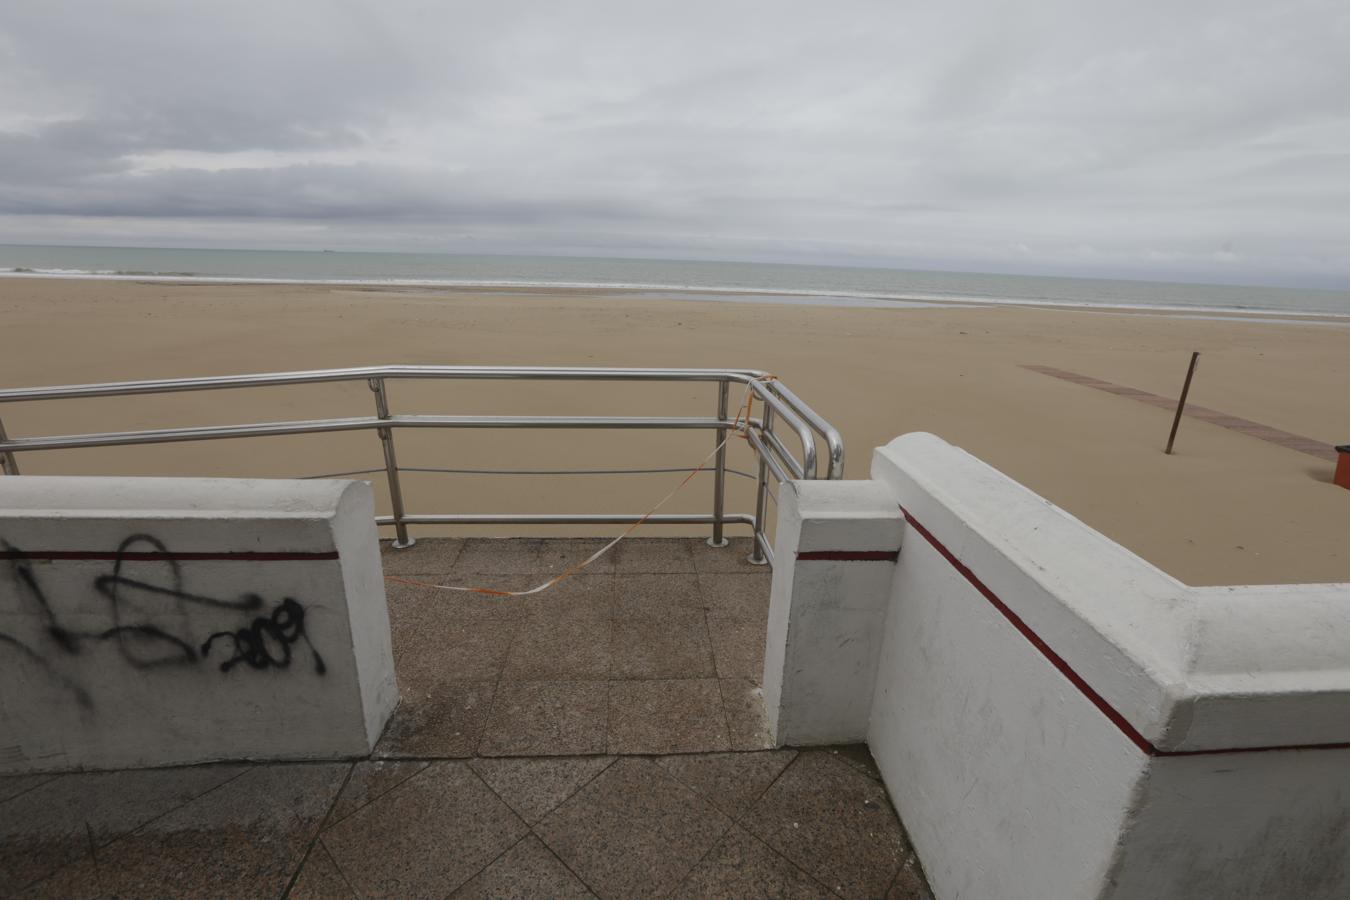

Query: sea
<box><xmin>1</xmin><ymin>244</ymin><xmax>1347</xmax><ymax>318</ymax></box>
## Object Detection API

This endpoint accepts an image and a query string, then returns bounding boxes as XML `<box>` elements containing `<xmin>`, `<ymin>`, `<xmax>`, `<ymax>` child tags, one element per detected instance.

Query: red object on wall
<box><xmin>1336</xmin><ymin>446</ymin><xmax>1350</xmax><ymax>490</ymax></box>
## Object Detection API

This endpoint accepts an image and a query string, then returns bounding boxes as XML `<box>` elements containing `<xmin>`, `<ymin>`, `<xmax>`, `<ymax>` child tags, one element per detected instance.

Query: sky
<box><xmin>0</xmin><ymin>0</ymin><xmax>1347</xmax><ymax>287</ymax></box>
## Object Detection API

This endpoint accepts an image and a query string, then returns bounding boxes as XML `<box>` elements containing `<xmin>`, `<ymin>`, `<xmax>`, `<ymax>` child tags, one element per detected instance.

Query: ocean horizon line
<box><xmin>4</xmin><ymin>266</ymin><xmax>1350</xmax><ymax>325</ymax></box>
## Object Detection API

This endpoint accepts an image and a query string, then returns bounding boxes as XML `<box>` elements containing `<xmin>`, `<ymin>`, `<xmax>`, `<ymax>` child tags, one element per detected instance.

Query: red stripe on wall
<box><xmin>899</xmin><ymin>506</ymin><xmax>1350</xmax><ymax>758</ymax></box>
<box><xmin>0</xmin><ymin>550</ymin><xmax>340</xmax><ymax>562</ymax></box>
<box><xmin>797</xmin><ymin>550</ymin><xmax>899</xmax><ymax>562</ymax></box>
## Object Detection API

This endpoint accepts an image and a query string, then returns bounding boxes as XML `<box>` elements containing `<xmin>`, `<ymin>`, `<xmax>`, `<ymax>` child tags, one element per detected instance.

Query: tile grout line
<box><xmin>0</xmin><ymin>772</ymin><xmax>62</xmax><ymax>807</ymax></box>
<box><xmin>697</xmin><ymin>572</ymin><xmax>738</xmax><ymax>751</ymax></box>
<box><xmin>742</xmin><ymin>820</ymin><xmax>847</xmax><ymax>899</ymax></box>
<box><xmin>280</xmin><ymin>760</ymin><xmax>356</xmax><ymax>899</ymax></box>
<box><xmin>109</xmin><ymin>763</ymin><xmax>257</xmax><ymax>845</ymax></box>
<box><xmin>318</xmin><ymin>841</ymin><xmax>361</xmax><ymax>899</ymax></box>
<box><xmin>446</xmin><ymin>827</ymin><xmax>533</xmax><ymax>897</ymax></box>
<box><xmin>729</xmin><ymin>751</ymin><xmax>850</xmax><ymax>898</ymax></box>
<box><xmin>469</xmin><ymin>754</ymin><xmax>618</xmax><ymax>898</ymax></box>
<box><xmin>661</xmin><ymin>778</ymin><xmax>738</xmax><ymax>898</ymax></box>
<box><xmin>23</xmin><ymin>763</ymin><xmax>259</xmax><ymax>895</ymax></box>
<box><xmin>601</xmin><ymin>573</ymin><xmax>618</xmax><ymax>755</ymax></box>
<box><xmin>475</xmin><ymin>573</ymin><xmax>528</xmax><ymax>757</ymax></box>
<box><xmin>533</xmin><ymin>838</ymin><xmax>605</xmax><ymax>899</ymax></box>
<box><xmin>320</xmin><ymin>760</ymin><xmax>432</xmax><ymax>832</ymax></box>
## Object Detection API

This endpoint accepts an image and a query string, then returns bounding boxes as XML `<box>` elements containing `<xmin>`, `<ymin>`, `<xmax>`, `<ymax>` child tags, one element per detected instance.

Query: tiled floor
<box><xmin>2</xmin><ymin>538</ymin><xmax>933</xmax><ymax>899</ymax></box>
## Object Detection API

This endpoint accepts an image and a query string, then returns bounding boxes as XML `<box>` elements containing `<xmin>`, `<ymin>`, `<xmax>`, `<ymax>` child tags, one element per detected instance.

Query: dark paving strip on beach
<box><xmin>1022</xmin><ymin>365</ymin><xmax>1339</xmax><ymax>462</ymax></box>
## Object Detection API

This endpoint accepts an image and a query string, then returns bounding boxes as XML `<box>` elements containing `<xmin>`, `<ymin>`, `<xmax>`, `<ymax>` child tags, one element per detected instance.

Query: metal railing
<box><xmin>0</xmin><ymin>366</ymin><xmax>844</xmax><ymax>566</ymax></box>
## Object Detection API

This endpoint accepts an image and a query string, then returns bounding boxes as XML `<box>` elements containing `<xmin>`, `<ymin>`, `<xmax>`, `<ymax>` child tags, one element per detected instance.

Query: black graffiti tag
<box><xmin>1</xmin><ymin>535</ymin><xmax>327</xmax><ymax>707</ymax></box>
<box><xmin>201</xmin><ymin>597</ymin><xmax>327</xmax><ymax>675</ymax></box>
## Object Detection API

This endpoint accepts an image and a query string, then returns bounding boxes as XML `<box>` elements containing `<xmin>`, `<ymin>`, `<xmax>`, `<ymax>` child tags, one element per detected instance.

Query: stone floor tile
<box><xmin>691</xmin><ymin>537</ymin><xmax>769</xmax><ymax>574</ymax></box>
<box><xmin>607</xmin><ymin>679</ymin><xmax>730</xmax><ymax>755</ymax></box>
<box><xmin>818</xmin><ymin>744</ymin><xmax>884</xmax><ymax>783</ymax></box>
<box><xmin>699</xmin><ymin>572</ymin><xmax>773</xmax><ymax>615</ymax></box>
<box><xmin>450</xmin><ymin>835</ymin><xmax>596</xmax><ymax>899</ymax></box>
<box><xmin>381</xmin><ymin>537</ymin><xmax>466</xmax><ymax>574</ymax></box>
<box><xmin>613</xmin><ymin>538</ymin><xmax>696</xmax><ymax>573</ymax></box>
<box><xmin>503</xmin><ymin>583</ymin><xmax>613</xmax><ymax>680</ymax></box>
<box><xmin>387</xmin><ymin>584</ymin><xmax>520</xmax><ymax>683</ymax></box>
<box><xmin>0</xmin><ymin>774</ymin><xmax>58</xmax><ymax>804</ymax></box>
<box><xmin>323</xmin><ymin>762</ymin><xmax>527</xmax><ymax>899</ymax></box>
<box><xmin>374</xmin><ymin>681</ymin><xmax>496</xmax><ymax>758</ymax></box>
<box><xmin>610</xmin><ymin>602</ymin><xmax>715</xmax><ymax>679</ymax></box>
<box><xmin>469</xmin><ymin>756</ymin><xmax>614</xmax><ymax>824</ymax></box>
<box><xmin>328</xmin><ymin>759</ymin><xmax>431</xmax><ymax>823</ymax></box>
<box><xmin>538</xmin><ymin>538</ymin><xmax>617</xmax><ymax>575</ymax></box>
<box><xmin>0</xmin><ymin>763</ymin><xmax>248</xmax><ymax>894</ymax></box>
<box><xmin>701</xmin><ymin>574</ymin><xmax>771</xmax><ymax>679</ymax></box>
<box><xmin>669</xmin><ymin>824</ymin><xmax>832</xmax><ymax>899</ymax></box>
<box><xmin>479</xmin><ymin>681</ymin><xmax>609</xmax><ymax>756</ymax></box>
<box><xmin>655</xmin><ymin>750</ymin><xmax>796</xmax><ymax>818</ymax></box>
<box><xmin>94</xmin><ymin>763</ymin><xmax>348</xmax><ymax>900</ymax></box>
<box><xmin>289</xmin><ymin>843</ymin><xmax>356</xmax><ymax>899</ymax></box>
<box><xmin>502</xmin><ymin>615</ymin><xmax>612</xmax><ymax>680</ymax></box>
<box><xmin>744</xmin><ymin>751</ymin><xmax>908</xmax><ymax>899</ymax></box>
<box><xmin>719</xmin><ymin>678</ymin><xmax>775</xmax><ymax>750</ymax></box>
<box><xmin>18</xmin><ymin>853</ymin><xmax>106</xmax><ymax>900</ymax></box>
<box><xmin>886</xmin><ymin>854</ymin><xmax>935</xmax><ymax>900</ymax></box>
<box><xmin>614</xmin><ymin>573</ymin><xmax>707</xmax><ymax>610</ymax></box>
<box><xmin>705</xmin><ymin>613</ymin><xmax>767</xmax><ymax>679</ymax></box>
<box><xmin>535</xmin><ymin>758</ymin><xmax>731</xmax><ymax>900</ymax></box>
<box><xmin>453</xmin><ymin>539</ymin><xmax>545</xmax><ymax>574</ymax></box>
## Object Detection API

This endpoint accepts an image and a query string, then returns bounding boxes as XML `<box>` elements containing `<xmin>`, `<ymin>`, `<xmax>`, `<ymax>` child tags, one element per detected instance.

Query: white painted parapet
<box><xmin>0</xmin><ymin>476</ymin><xmax>397</xmax><ymax>773</ymax></box>
<box><xmin>762</xmin><ymin>481</ymin><xmax>903</xmax><ymax>745</ymax></box>
<box><xmin>763</xmin><ymin>432</ymin><xmax>1350</xmax><ymax>900</ymax></box>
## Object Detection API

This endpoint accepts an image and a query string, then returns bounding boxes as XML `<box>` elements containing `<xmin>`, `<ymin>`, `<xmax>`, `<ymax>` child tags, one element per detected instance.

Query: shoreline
<box><xmin>1</xmin><ymin>276</ymin><xmax>1347</xmax><ymax>586</ymax></box>
<box><xmin>3</xmin><ymin>271</ymin><xmax>1348</xmax><ymax>326</ymax></box>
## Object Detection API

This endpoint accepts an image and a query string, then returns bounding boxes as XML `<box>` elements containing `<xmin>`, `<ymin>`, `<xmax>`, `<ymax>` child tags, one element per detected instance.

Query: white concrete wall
<box><xmin>762</xmin><ymin>480</ymin><xmax>903</xmax><ymax>745</ymax></box>
<box><xmin>763</xmin><ymin>432</ymin><xmax>1350</xmax><ymax>900</ymax></box>
<box><xmin>0</xmin><ymin>476</ymin><xmax>397</xmax><ymax>772</ymax></box>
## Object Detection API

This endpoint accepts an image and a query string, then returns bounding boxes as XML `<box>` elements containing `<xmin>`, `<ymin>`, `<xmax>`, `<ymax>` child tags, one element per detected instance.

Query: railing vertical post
<box><xmin>0</xmin><ymin>415</ymin><xmax>18</xmax><ymax>476</ymax></box>
<box><xmin>368</xmin><ymin>378</ymin><xmax>414</xmax><ymax>548</ymax></box>
<box><xmin>747</xmin><ymin>405</ymin><xmax>772</xmax><ymax>565</ymax></box>
<box><xmin>707</xmin><ymin>380</ymin><xmax>730</xmax><ymax>547</ymax></box>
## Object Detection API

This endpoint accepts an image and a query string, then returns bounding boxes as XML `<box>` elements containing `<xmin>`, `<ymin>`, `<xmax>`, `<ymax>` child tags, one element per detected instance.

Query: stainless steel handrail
<box><xmin>0</xmin><ymin>365</ymin><xmax>843</xmax><ymax>565</ymax></box>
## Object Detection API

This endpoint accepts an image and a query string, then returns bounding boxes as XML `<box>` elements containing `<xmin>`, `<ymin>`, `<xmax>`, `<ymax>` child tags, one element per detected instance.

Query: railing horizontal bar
<box><xmin>761</xmin><ymin>379</ymin><xmax>845</xmax><ymax>478</ymax></box>
<box><xmin>377</xmin><ymin>513</ymin><xmax>758</xmax><ymax>526</ymax></box>
<box><xmin>746</xmin><ymin>430</ymin><xmax>792</xmax><ymax>485</ymax></box>
<box><xmin>759</xmin><ymin>428</ymin><xmax>806</xmax><ymax>480</ymax></box>
<box><xmin>0</xmin><ymin>366</ymin><xmax>771</xmax><ymax>403</ymax></box>
<box><xmin>301</xmin><ymin>465</ymin><xmax>762</xmax><ymax>480</ymax></box>
<box><xmin>745</xmin><ymin>380</ymin><xmax>817</xmax><ymax>478</ymax></box>
<box><xmin>393</xmin><ymin>415</ymin><xmax>729</xmax><ymax>430</ymax></box>
<box><xmin>0</xmin><ymin>364</ymin><xmax>842</xmax><ymax>480</ymax></box>
<box><xmin>0</xmin><ymin>415</ymin><xmax>766</xmax><ymax>453</ymax></box>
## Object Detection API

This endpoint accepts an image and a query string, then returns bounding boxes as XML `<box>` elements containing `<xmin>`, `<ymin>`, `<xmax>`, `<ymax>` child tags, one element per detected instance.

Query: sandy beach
<box><xmin>0</xmin><ymin>276</ymin><xmax>1346</xmax><ymax>586</ymax></box>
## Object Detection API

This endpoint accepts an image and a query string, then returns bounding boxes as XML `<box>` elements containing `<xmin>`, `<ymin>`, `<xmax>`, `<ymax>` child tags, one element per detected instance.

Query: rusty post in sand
<box><xmin>1165</xmin><ymin>351</ymin><xmax>1200</xmax><ymax>455</ymax></box>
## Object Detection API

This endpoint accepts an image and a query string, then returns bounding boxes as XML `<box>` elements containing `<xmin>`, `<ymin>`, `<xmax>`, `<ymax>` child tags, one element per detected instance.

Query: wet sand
<box><xmin>1</xmin><ymin>276</ymin><xmax>1346</xmax><ymax>586</ymax></box>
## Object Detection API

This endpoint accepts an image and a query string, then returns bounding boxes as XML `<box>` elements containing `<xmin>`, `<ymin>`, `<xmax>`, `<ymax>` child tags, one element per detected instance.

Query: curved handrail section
<box><xmin>0</xmin><ymin>365</ymin><xmax>844</xmax><ymax>564</ymax></box>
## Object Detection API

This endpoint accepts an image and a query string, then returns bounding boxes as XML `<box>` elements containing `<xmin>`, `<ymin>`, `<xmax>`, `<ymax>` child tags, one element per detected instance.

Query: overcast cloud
<box><xmin>0</xmin><ymin>0</ymin><xmax>1347</xmax><ymax>285</ymax></box>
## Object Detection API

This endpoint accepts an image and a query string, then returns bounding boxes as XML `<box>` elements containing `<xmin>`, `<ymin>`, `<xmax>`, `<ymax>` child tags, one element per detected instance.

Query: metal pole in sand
<box><xmin>1165</xmin><ymin>351</ymin><xmax>1200</xmax><ymax>455</ymax></box>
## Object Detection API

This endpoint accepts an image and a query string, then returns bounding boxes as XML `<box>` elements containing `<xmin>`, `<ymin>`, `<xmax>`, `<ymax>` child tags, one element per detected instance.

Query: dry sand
<box><xmin>1</xmin><ymin>276</ymin><xmax>1346</xmax><ymax>586</ymax></box>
